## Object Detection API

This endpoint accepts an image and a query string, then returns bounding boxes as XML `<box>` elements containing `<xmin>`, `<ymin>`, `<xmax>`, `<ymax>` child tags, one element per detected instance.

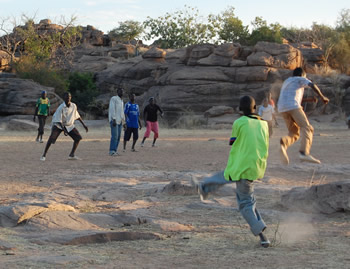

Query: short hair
<box><xmin>239</xmin><ymin>96</ymin><xmax>255</xmax><ymax>111</ymax></box>
<box><xmin>293</xmin><ymin>67</ymin><xmax>306</xmax><ymax>77</ymax></box>
<box><xmin>63</xmin><ymin>92</ymin><xmax>71</xmax><ymax>98</ymax></box>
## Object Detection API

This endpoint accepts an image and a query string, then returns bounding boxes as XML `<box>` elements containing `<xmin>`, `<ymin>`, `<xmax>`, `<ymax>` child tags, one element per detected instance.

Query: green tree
<box><xmin>108</xmin><ymin>20</ymin><xmax>144</xmax><ymax>43</ymax></box>
<box><xmin>143</xmin><ymin>6</ymin><xmax>213</xmax><ymax>49</ymax></box>
<box><xmin>247</xmin><ymin>17</ymin><xmax>283</xmax><ymax>45</ymax></box>
<box><xmin>208</xmin><ymin>6</ymin><xmax>249</xmax><ymax>44</ymax></box>
<box><xmin>68</xmin><ymin>72</ymin><xmax>99</xmax><ymax>111</ymax></box>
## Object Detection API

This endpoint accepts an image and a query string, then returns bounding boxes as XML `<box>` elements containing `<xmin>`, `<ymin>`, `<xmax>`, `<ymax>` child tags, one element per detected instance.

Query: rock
<box><xmin>7</xmin><ymin>118</ymin><xmax>46</xmax><ymax>131</ymax></box>
<box><xmin>142</xmin><ymin>47</ymin><xmax>166</xmax><ymax>59</ymax></box>
<box><xmin>0</xmin><ymin>202</ymin><xmax>77</xmax><ymax>227</ymax></box>
<box><xmin>71</xmin><ymin>55</ymin><xmax>119</xmax><ymax>72</ymax></box>
<box><xmin>204</xmin><ymin>106</ymin><xmax>234</xmax><ymax>117</ymax></box>
<box><xmin>281</xmin><ymin>180</ymin><xmax>350</xmax><ymax>214</ymax></box>
<box><xmin>161</xmin><ymin>180</ymin><xmax>194</xmax><ymax>195</ymax></box>
<box><xmin>0</xmin><ymin>78</ymin><xmax>62</xmax><ymax>116</ymax></box>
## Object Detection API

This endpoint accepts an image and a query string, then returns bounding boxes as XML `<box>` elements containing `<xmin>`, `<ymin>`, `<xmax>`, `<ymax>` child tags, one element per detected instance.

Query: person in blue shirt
<box><xmin>123</xmin><ymin>93</ymin><xmax>142</xmax><ymax>152</ymax></box>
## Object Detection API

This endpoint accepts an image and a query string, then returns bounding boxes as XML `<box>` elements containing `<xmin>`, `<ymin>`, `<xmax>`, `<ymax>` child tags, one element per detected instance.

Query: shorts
<box><xmin>143</xmin><ymin>121</ymin><xmax>159</xmax><ymax>139</ymax></box>
<box><xmin>48</xmin><ymin>125</ymin><xmax>82</xmax><ymax>144</ymax></box>
<box><xmin>124</xmin><ymin>127</ymin><xmax>139</xmax><ymax>141</ymax></box>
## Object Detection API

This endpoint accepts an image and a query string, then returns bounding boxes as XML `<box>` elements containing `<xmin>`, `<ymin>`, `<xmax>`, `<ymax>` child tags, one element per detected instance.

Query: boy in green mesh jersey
<box><xmin>192</xmin><ymin>96</ymin><xmax>270</xmax><ymax>248</ymax></box>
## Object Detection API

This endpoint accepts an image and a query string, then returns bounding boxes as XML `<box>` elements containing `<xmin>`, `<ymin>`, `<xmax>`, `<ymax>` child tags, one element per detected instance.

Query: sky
<box><xmin>0</xmin><ymin>0</ymin><xmax>348</xmax><ymax>34</ymax></box>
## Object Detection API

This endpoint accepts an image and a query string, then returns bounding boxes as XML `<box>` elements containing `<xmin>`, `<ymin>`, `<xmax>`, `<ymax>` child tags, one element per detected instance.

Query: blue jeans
<box><xmin>200</xmin><ymin>171</ymin><xmax>266</xmax><ymax>236</ymax></box>
<box><xmin>109</xmin><ymin>121</ymin><xmax>122</xmax><ymax>154</ymax></box>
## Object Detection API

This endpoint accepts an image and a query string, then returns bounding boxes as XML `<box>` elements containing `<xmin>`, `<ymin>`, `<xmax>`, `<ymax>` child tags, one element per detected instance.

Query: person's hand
<box><xmin>139</xmin><ymin>125</ymin><xmax>142</xmax><ymax>130</ymax></box>
<box><xmin>161</xmin><ymin>112</ymin><xmax>164</xmax><ymax>118</ymax></box>
<box><xmin>112</xmin><ymin>119</ymin><xmax>117</xmax><ymax>127</ymax></box>
<box><xmin>84</xmin><ymin>125</ymin><xmax>89</xmax><ymax>133</ymax></box>
<box><xmin>123</xmin><ymin>123</ymin><xmax>127</xmax><ymax>130</ymax></box>
<box><xmin>33</xmin><ymin>116</ymin><xmax>36</xmax><ymax>122</ymax></box>
<box><xmin>322</xmin><ymin>97</ymin><xmax>330</xmax><ymax>105</ymax></box>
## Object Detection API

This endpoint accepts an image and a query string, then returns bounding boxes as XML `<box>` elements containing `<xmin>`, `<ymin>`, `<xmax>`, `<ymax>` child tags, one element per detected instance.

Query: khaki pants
<box><xmin>280</xmin><ymin>108</ymin><xmax>314</xmax><ymax>155</ymax></box>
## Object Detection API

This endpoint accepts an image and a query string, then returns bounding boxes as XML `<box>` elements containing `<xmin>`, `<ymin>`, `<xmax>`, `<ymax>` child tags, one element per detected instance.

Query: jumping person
<box><xmin>278</xmin><ymin>67</ymin><xmax>329</xmax><ymax>165</ymax></box>
<box><xmin>33</xmin><ymin>90</ymin><xmax>50</xmax><ymax>143</ymax></box>
<box><xmin>141</xmin><ymin>97</ymin><xmax>163</xmax><ymax>147</ymax></box>
<box><xmin>40</xmin><ymin>92</ymin><xmax>88</xmax><ymax>161</ymax></box>
<box><xmin>192</xmin><ymin>96</ymin><xmax>270</xmax><ymax>248</ymax></box>
<box><xmin>108</xmin><ymin>88</ymin><xmax>125</xmax><ymax>156</ymax></box>
<box><xmin>123</xmin><ymin>93</ymin><xmax>142</xmax><ymax>152</ymax></box>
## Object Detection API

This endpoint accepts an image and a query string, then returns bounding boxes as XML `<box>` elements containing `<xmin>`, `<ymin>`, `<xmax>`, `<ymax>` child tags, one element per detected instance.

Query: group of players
<box><xmin>34</xmin><ymin>67</ymin><xmax>331</xmax><ymax>248</ymax></box>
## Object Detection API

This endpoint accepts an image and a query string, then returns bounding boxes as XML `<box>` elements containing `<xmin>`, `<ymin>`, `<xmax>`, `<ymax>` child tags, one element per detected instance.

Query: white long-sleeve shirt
<box><xmin>108</xmin><ymin>95</ymin><xmax>125</xmax><ymax>124</ymax></box>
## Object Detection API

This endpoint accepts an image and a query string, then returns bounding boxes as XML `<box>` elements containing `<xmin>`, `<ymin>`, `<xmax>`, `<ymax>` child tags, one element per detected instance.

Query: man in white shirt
<box><xmin>277</xmin><ymin>67</ymin><xmax>329</xmax><ymax>165</ymax></box>
<box><xmin>108</xmin><ymin>88</ymin><xmax>125</xmax><ymax>156</ymax></box>
<box><xmin>40</xmin><ymin>92</ymin><xmax>88</xmax><ymax>161</ymax></box>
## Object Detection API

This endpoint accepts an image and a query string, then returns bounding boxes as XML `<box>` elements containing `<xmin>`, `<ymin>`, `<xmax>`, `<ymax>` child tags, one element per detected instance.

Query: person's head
<box><xmin>293</xmin><ymin>67</ymin><xmax>306</xmax><ymax>77</ymax></box>
<box><xmin>129</xmin><ymin>93</ymin><xmax>135</xmax><ymax>103</ymax></box>
<box><xmin>117</xmin><ymin>88</ymin><xmax>123</xmax><ymax>98</ymax></box>
<box><xmin>263</xmin><ymin>98</ymin><xmax>269</xmax><ymax>107</ymax></box>
<box><xmin>149</xmin><ymin>97</ymin><xmax>154</xmax><ymax>105</ymax></box>
<box><xmin>239</xmin><ymin>95</ymin><xmax>256</xmax><ymax>115</ymax></box>
<box><xmin>41</xmin><ymin>90</ymin><xmax>47</xmax><ymax>99</ymax></box>
<box><xmin>63</xmin><ymin>92</ymin><xmax>72</xmax><ymax>106</ymax></box>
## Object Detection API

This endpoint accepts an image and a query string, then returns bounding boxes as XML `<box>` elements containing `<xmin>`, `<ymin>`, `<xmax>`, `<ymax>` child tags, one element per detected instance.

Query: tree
<box><xmin>108</xmin><ymin>20</ymin><xmax>144</xmax><ymax>43</ymax></box>
<box><xmin>143</xmin><ymin>6</ymin><xmax>214</xmax><ymax>49</ymax></box>
<box><xmin>247</xmin><ymin>17</ymin><xmax>283</xmax><ymax>45</ymax></box>
<box><xmin>208</xmin><ymin>6</ymin><xmax>249</xmax><ymax>44</ymax></box>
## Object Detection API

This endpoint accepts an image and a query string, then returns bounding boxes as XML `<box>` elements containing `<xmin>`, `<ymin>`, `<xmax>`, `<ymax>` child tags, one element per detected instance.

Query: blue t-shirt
<box><xmin>124</xmin><ymin>102</ymin><xmax>140</xmax><ymax>128</ymax></box>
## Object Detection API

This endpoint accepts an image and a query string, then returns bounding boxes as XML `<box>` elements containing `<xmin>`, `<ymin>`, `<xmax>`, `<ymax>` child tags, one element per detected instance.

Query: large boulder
<box><xmin>281</xmin><ymin>180</ymin><xmax>350</xmax><ymax>214</ymax></box>
<box><xmin>0</xmin><ymin>78</ymin><xmax>62</xmax><ymax>116</ymax></box>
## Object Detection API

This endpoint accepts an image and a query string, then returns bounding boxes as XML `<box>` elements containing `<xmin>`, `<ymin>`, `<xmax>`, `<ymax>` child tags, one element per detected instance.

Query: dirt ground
<box><xmin>0</xmin><ymin>114</ymin><xmax>349</xmax><ymax>268</ymax></box>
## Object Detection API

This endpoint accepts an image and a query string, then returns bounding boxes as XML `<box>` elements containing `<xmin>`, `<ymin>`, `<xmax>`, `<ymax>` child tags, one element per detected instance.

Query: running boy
<box><xmin>33</xmin><ymin>90</ymin><xmax>50</xmax><ymax>143</ymax></box>
<box><xmin>40</xmin><ymin>92</ymin><xmax>88</xmax><ymax>161</ymax></box>
<box><xmin>192</xmin><ymin>96</ymin><xmax>270</xmax><ymax>248</ymax></box>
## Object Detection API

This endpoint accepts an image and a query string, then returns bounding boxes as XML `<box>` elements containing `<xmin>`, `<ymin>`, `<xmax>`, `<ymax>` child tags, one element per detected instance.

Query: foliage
<box><xmin>208</xmin><ymin>6</ymin><xmax>249</xmax><ymax>44</ymax></box>
<box><xmin>247</xmin><ymin>17</ymin><xmax>283</xmax><ymax>45</ymax></box>
<box><xmin>143</xmin><ymin>5</ymin><xmax>214</xmax><ymax>49</ymax></box>
<box><xmin>108</xmin><ymin>20</ymin><xmax>144</xmax><ymax>43</ymax></box>
<box><xmin>14</xmin><ymin>55</ymin><xmax>68</xmax><ymax>97</ymax></box>
<box><xmin>68</xmin><ymin>72</ymin><xmax>99</xmax><ymax>111</ymax></box>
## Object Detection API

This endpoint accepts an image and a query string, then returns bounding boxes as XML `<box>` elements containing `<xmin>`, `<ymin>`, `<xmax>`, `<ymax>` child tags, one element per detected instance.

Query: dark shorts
<box><xmin>48</xmin><ymin>125</ymin><xmax>82</xmax><ymax>144</ymax></box>
<box><xmin>124</xmin><ymin>127</ymin><xmax>139</xmax><ymax>141</ymax></box>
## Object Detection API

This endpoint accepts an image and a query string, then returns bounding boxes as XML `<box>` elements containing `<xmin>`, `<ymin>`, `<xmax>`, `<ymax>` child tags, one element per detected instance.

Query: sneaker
<box><xmin>36</xmin><ymin>138</ymin><xmax>40</xmax><ymax>143</ymax></box>
<box><xmin>299</xmin><ymin>153</ymin><xmax>321</xmax><ymax>164</ymax></box>
<box><xmin>123</xmin><ymin>149</ymin><xmax>126</xmax><ymax>152</ymax></box>
<box><xmin>39</xmin><ymin>139</ymin><xmax>43</xmax><ymax>143</ymax></box>
<box><xmin>259</xmin><ymin>233</ymin><xmax>270</xmax><ymax>248</ymax></box>
<box><xmin>109</xmin><ymin>151</ymin><xmax>116</xmax><ymax>156</ymax></box>
<box><xmin>152</xmin><ymin>143</ymin><xmax>157</xmax><ymax>147</ymax></box>
<box><xmin>68</xmin><ymin>156</ymin><xmax>82</xmax><ymax>160</ymax></box>
<box><xmin>40</xmin><ymin>156</ymin><xmax>46</xmax><ymax>161</ymax></box>
<box><xmin>141</xmin><ymin>142</ymin><xmax>144</xmax><ymax>147</ymax></box>
<box><xmin>279</xmin><ymin>141</ymin><xmax>289</xmax><ymax>165</ymax></box>
<box><xmin>131</xmin><ymin>148</ymin><xmax>138</xmax><ymax>152</ymax></box>
<box><xmin>190</xmin><ymin>176</ymin><xmax>208</xmax><ymax>201</ymax></box>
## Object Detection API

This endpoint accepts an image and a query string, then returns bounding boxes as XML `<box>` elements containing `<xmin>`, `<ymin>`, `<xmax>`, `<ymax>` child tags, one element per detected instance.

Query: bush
<box><xmin>68</xmin><ymin>72</ymin><xmax>99</xmax><ymax>111</ymax></box>
<box><xmin>13</xmin><ymin>55</ymin><xmax>69</xmax><ymax>96</ymax></box>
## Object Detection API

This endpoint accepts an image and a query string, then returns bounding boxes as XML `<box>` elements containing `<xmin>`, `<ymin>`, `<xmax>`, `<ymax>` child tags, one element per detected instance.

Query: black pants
<box><xmin>38</xmin><ymin>115</ymin><xmax>47</xmax><ymax>135</ymax></box>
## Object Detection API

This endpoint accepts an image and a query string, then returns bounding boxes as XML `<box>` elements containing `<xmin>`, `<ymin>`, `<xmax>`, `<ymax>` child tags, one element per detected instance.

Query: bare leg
<box><xmin>123</xmin><ymin>140</ymin><xmax>127</xmax><ymax>150</ymax></box>
<box><xmin>131</xmin><ymin>139</ymin><xmax>137</xmax><ymax>150</ymax></box>
<box><xmin>42</xmin><ymin>141</ymin><xmax>52</xmax><ymax>157</ymax></box>
<box><xmin>69</xmin><ymin>141</ymin><xmax>80</xmax><ymax>157</ymax></box>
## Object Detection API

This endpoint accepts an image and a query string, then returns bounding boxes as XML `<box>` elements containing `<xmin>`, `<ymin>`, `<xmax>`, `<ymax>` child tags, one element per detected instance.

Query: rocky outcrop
<box><xmin>281</xmin><ymin>180</ymin><xmax>350</xmax><ymax>214</ymax></box>
<box><xmin>0</xmin><ymin>78</ymin><xmax>62</xmax><ymax>116</ymax></box>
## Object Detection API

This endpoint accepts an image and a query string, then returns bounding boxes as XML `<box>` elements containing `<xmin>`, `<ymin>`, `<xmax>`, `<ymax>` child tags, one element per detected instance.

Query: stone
<box><xmin>281</xmin><ymin>180</ymin><xmax>350</xmax><ymax>214</ymax></box>
<box><xmin>142</xmin><ymin>47</ymin><xmax>166</xmax><ymax>59</ymax></box>
<box><xmin>204</xmin><ymin>106</ymin><xmax>234</xmax><ymax>117</ymax></box>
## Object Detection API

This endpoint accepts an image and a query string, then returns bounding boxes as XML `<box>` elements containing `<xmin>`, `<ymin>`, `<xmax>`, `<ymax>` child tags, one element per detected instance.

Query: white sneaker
<box><xmin>152</xmin><ymin>143</ymin><xmax>157</xmax><ymax>147</ymax></box>
<box><xmin>68</xmin><ymin>156</ymin><xmax>82</xmax><ymax>160</ymax></box>
<box><xmin>141</xmin><ymin>142</ymin><xmax>144</xmax><ymax>147</ymax></box>
<box><xmin>299</xmin><ymin>154</ymin><xmax>321</xmax><ymax>164</ymax></box>
<box><xmin>279</xmin><ymin>142</ymin><xmax>289</xmax><ymax>165</ymax></box>
<box><xmin>39</xmin><ymin>139</ymin><xmax>43</xmax><ymax>143</ymax></box>
<box><xmin>40</xmin><ymin>156</ymin><xmax>46</xmax><ymax>161</ymax></box>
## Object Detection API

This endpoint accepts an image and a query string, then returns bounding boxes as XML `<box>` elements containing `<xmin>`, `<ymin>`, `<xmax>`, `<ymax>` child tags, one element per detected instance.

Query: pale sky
<box><xmin>0</xmin><ymin>0</ymin><xmax>348</xmax><ymax>34</ymax></box>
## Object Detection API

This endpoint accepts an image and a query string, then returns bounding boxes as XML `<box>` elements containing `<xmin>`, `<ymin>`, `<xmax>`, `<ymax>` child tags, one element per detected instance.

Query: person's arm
<box><xmin>33</xmin><ymin>100</ymin><xmax>39</xmax><ymax>121</ymax></box>
<box><xmin>138</xmin><ymin>118</ymin><xmax>142</xmax><ymax>130</ymax></box>
<box><xmin>78</xmin><ymin>118</ymin><xmax>88</xmax><ymax>133</ymax></box>
<box><xmin>158</xmin><ymin>105</ymin><xmax>164</xmax><ymax>117</ymax></box>
<box><xmin>308</xmin><ymin>82</ymin><xmax>329</xmax><ymax>104</ymax></box>
<box><xmin>143</xmin><ymin>107</ymin><xmax>148</xmax><ymax>125</ymax></box>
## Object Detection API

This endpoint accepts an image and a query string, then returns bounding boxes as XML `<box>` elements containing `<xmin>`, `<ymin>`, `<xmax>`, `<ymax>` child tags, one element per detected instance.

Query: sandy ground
<box><xmin>0</xmin><ymin>114</ymin><xmax>349</xmax><ymax>268</ymax></box>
